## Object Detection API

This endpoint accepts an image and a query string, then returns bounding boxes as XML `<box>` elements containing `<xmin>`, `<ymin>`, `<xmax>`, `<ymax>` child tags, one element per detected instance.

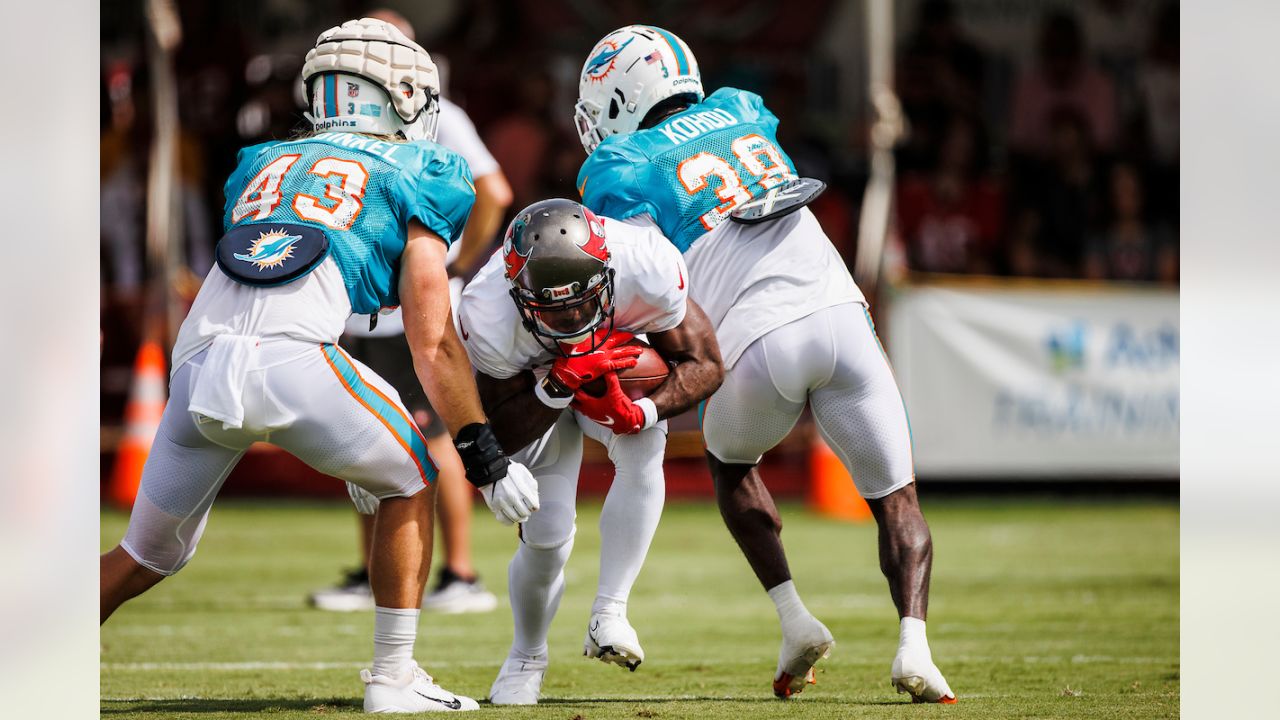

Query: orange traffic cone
<box><xmin>807</xmin><ymin>436</ymin><xmax>872</xmax><ymax>521</ymax></box>
<box><xmin>108</xmin><ymin>339</ymin><xmax>168</xmax><ymax>509</ymax></box>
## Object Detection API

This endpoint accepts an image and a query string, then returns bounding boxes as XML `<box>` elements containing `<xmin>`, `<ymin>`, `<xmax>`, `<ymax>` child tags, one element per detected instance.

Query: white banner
<box><xmin>886</xmin><ymin>281</ymin><xmax>1178</xmax><ymax>477</ymax></box>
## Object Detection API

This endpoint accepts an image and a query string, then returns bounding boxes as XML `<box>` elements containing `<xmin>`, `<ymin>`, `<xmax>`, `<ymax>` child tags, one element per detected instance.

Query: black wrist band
<box><xmin>454</xmin><ymin>422</ymin><xmax>508</xmax><ymax>488</ymax></box>
<box><xmin>540</xmin><ymin>374</ymin><xmax>574</xmax><ymax>399</ymax></box>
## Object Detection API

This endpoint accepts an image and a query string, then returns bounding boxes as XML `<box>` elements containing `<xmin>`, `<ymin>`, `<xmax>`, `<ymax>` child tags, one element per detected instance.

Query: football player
<box><xmin>308</xmin><ymin>7</ymin><xmax>515</xmax><ymax>616</ymax></box>
<box><xmin>458</xmin><ymin>199</ymin><xmax>723</xmax><ymax>704</ymax></box>
<box><xmin>573</xmin><ymin>26</ymin><xmax>956</xmax><ymax>703</ymax></box>
<box><xmin>99</xmin><ymin>18</ymin><xmax>540</xmax><ymax>713</ymax></box>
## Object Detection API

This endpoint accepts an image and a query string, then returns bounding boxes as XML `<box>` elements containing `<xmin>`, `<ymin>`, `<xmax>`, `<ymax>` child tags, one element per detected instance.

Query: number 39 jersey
<box><xmin>576</xmin><ymin>87</ymin><xmax>862</xmax><ymax>368</ymax></box>
<box><xmin>170</xmin><ymin>133</ymin><xmax>474</xmax><ymax>373</ymax></box>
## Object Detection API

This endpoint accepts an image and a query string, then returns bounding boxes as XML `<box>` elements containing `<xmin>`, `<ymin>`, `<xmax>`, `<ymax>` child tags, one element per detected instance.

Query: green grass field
<box><xmin>100</xmin><ymin>497</ymin><xmax>1178</xmax><ymax>719</ymax></box>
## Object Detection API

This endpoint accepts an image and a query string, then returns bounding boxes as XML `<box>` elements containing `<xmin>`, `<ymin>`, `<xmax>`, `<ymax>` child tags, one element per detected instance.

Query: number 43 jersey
<box><xmin>577</xmin><ymin>87</ymin><xmax>862</xmax><ymax>369</ymax></box>
<box><xmin>171</xmin><ymin>133</ymin><xmax>474</xmax><ymax>373</ymax></box>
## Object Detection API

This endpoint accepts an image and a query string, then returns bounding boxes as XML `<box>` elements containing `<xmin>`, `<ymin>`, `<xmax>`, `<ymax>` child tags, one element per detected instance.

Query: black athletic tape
<box><xmin>454</xmin><ymin>423</ymin><xmax>509</xmax><ymax>489</ymax></box>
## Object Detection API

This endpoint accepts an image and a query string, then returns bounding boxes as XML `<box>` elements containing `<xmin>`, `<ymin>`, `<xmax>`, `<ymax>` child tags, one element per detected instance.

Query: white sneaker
<box><xmin>773</xmin><ymin>614</ymin><xmax>835</xmax><ymax>698</ymax></box>
<box><xmin>891</xmin><ymin>646</ymin><xmax>956</xmax><ymax>704</ymax></box>
<box><xmin>583</xmin><ymin>611</ymin><xmax>645</xmax><ymax>671</ymax></box>
<box><xmin>308</xmin><ymin>567</ymin><xmax>375</xmax><ymax>612</ymax></box>
<box><xmin>488</xmin><ymin>653</ymin><xmax>548</xmax><ymax>705</ymax></box>
<box><xmin>361</xmin><ymin>663</ymin><xmax>479</xmax><ymax>712</ymax></box>
<box><xmin>422</xmin><ymin>570</ymin><xmax>499</xmax><ymax>614</ymax></box>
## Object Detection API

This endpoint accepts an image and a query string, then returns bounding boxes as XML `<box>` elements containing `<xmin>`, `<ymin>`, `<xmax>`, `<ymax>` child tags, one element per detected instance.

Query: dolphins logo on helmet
<box><xmin>584</xmin><ymin>37</ymin><xmax>634</xmax><ymax>83</ymax></box>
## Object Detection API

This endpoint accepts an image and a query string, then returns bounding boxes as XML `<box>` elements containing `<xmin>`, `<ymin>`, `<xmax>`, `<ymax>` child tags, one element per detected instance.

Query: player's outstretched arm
<box><xmin>401</xmin><ymin>220</ymin><xmax>539</xmax><ymax>525</ymax></box>
<box><xmin>645</xmin><ymin>299</ymin><xmax>724</xmax><ymax>419</ymax></box>
<box><xmin>400</xmin><ymin>220</ymin><xmax>487</xmax><ymax>434</ymax></box>
<box><xmin>475</xmin><ymin>370</ymin><xmax>565</xmax><ymax>455</ymax></box>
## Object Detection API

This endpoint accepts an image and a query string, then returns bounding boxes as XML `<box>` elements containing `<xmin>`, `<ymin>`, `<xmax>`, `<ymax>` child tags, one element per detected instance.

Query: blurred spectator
<box><xmin>485</xmin><ymin>69</ymin><xmax>555</xmax><ymax>209</ymax></box>
<box><xmin>1136</xmin><ymin>0</ymin><xmax>1178</xmax><ymax>231</ymax></box>
<box><xmin>1010</xmin><ymin>9</ymin><xmax>1118</xmax><ymax>159</ymax></box>
<box><xmin>1009</xmin><ymin>110</ymin><xmax>1104</xmax><ymax>278</ymax></box>
<box><xmin>1085</xmin><ymin>162</ymin><xmax>1177</xmax><ymax>283</ymax></box>
<box><xmin>897</xmin><ymin>117</ymin><xmax>1003</xmax><ymax>274</ymax></box>
<box><xmin>897</xmin><ymin>0</ymin><xmax>987</xmax><ymax>173</ymax></box>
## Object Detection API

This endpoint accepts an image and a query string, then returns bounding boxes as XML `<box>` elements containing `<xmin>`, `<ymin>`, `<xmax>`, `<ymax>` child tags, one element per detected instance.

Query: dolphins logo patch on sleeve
<box><xmin>235</xmin><ymin>229</ymin><xmax>306</xmax><ymax>271</ymax></box>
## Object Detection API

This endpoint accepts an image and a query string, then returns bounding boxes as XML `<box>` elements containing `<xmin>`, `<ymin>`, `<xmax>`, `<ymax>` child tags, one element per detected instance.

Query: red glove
<box><xmin>548</xmin><ymin>331</ymin><xmax>642</xmax><ymax>393</ymax></box>
<box><xmin>572</xmin><ymin>372</ymin><xmax>647</xmax><ymax>434</ymax></box>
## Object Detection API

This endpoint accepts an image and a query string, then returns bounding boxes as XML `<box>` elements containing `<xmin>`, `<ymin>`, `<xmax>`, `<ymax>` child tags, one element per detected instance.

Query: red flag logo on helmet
<box><xmin>575</xmin><ymin>207</ymin><xmax>610</xmax><ymax>263</ymax></box>
<box><xmin>502</xmin><ymin>212</ymin><xmax>533</xmax><ymax>280</ymax></box>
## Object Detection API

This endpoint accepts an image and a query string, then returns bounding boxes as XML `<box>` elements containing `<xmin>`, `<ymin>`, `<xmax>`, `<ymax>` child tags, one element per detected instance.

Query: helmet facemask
<box><xmin>511</xmin><ymin>267</ymin><xmax>616</xmax><ymax>357</ymax></box>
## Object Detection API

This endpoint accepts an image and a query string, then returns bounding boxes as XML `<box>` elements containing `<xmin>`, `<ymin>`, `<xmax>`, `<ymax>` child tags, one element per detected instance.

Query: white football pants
<box><xmin>701</xmin><ymin>302</ymin><xmax>915</xmax><ymax>499</ymax></box>
<box><xmin>120</xmin><ymin>340</ymin><xmax>434</xmax><ymax>575</ymax></box>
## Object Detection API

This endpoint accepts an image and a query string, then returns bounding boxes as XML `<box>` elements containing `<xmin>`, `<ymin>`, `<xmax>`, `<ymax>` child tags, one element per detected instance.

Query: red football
<box><xmin>580</xmin><ymin>338</ymin><xmax>670</xmax><ymax>400</ymax></box>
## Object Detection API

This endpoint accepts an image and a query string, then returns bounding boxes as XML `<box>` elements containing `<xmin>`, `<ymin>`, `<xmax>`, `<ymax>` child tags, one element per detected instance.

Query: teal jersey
<box><xmin>577</xmin><ymin>88</ymin><xmax>797</xmax><ymax>252</ymax></box>
<box><xmin>222</xmin><ymin>133</ymin><xmax>474</xmax><ymax>314</ymax></box>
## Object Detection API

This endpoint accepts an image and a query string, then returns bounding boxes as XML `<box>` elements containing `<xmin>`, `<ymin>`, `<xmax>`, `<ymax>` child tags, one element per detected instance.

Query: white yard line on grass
<box><xmin>102</xmin><ymin>654</ymin><xmax>1176</xmax><ymax>673</ymax></box>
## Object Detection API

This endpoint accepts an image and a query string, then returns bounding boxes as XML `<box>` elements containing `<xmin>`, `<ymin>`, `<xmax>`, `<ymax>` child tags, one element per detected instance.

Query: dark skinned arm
<box><xmin>644</xmin><ymin>298</ymin><xmax>724</xmax><ymax>418</ymax></box>
<box><xmin>475</xmin><ymin>369</ymin><xmax>565</xmax><ymax>455</ymax></box>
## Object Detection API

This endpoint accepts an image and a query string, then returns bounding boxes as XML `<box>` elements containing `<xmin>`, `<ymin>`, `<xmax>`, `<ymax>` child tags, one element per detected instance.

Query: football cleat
<box><xmin>891</xmin><ymin>647</ymin><xmax>956</xmax><ymax>704</ymax></box>
<box><xmin>583</xmin><ymin>611</ymin><xmax>645</xmax><ymax>671</ymax></box>
<box><xmin>489</xmin><ymin>653</ymin><xmax>548</xmax><ymax>706</ymax></box>
<box><xmin>422</xmin><ymin>568</ymin><xmax>498</xmax><ymax>614</ymax></box>
<box><xmin>773</xmin><ymin>615</ymin><xmax>835</xmax><ymax>698</ymax></box>
<box><xmin>361</xmin><ymin>662</ymin><xmax>479</xmax><ymax>712</ymax></box>
<box><xmin>308</xmin><ymin>567</ymin><xmax>375</xmax><ymax>612</ymax></box>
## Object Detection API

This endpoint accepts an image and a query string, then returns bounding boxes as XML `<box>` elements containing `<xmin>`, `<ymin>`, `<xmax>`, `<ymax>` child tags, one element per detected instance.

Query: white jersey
<box><xmin>345</xmin><ymin>97</ymin><xmax>501</xmax><ymax>339</ymax></box>
<box><xmin>459</xmin><ymin>219</ymin><xmax>689</xmax><ymax>379</ymax></box>
<box><xmin>621</xmin><ymin>208</ymin><xmax>863</xmax><ymax>369</ymax></box>
<box><xmin>170</xmin><ymin>257</ymin><xmax>352</xmax><ymax>375</ymax></box>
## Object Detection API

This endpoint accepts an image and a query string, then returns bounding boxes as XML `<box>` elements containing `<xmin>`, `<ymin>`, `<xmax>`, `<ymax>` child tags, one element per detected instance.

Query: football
<box><xmin>581</xmin><ymin>338</ymin><xmax>670</xmax><ymax>400</ymax></box>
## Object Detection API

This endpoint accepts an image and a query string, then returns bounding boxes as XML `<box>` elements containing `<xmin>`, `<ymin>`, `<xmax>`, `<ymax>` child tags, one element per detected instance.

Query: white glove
<box><xmin>478</xmin><ymin>461</ymin><xmax>539</xmax><ymax>525</ymax></box>
<box><xmin>346</xmin><ymin>481</ymin><xmax>380</xmax><ymax>515</ymax></box>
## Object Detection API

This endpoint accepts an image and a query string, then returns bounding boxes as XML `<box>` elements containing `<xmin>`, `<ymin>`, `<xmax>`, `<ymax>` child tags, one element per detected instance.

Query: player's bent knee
<box><xmin>520</xmin><ymin>500</ymin><xmax>577</xmax><ymax>550</ymax></box>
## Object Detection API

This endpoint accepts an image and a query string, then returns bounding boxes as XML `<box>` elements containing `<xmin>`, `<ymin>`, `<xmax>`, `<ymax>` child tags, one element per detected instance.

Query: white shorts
<box><xmin>701</xmin><ymin>302</ymin><xmax>915</xmax><ymax>500</ymax></box>
<box><xmin>509</xmin><ymin>411</ymin><xmax>667</xmax><ymax>549</ymax></box>
<box><xmin>121</xmin><ymin>340</ymin><xmax>435</xmax><ymax>575</ymax></box>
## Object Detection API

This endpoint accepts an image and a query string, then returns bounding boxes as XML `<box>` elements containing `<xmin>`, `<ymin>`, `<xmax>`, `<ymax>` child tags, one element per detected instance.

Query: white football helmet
<box><xmin>301</xmin><ymin>17</ymin><xmax>441</xmax><ymax>141</ymax></box>
<box><xmin>574</xmin><ymin>25</ymin><xmax>704</xmax><ymax>154</ymax></box>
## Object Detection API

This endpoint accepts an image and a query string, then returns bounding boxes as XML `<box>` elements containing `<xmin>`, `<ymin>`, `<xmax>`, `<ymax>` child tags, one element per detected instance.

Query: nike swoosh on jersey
<box><xmin>414</xmin><ymin>690</ymin><xmax>462</xmax><ymax>710</ymax></box>
<box><xmin>677</xmin><ymin>267</ymin><xmax>685</xmax><ymax>290</ymax></box>
<box><xmin>459</xmin><ymin>316</ymin><xmax>470</xmax><ymax>340</ymax></box>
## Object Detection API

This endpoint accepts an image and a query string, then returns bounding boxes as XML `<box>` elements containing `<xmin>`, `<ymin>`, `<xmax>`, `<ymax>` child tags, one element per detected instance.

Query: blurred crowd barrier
<box><xmin>887</xmin><ymin>275</ymin><xmax>1178</xmax><ymax>478</ymax></box>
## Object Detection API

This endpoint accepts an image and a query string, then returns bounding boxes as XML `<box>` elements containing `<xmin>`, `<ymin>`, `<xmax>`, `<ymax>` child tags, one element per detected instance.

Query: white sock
<box><xmin>508</xmin><ymin>537</ymin><xmax>574</xmax><ymax>658</ymax></box>
<box><xmin>767</xmin><ymin>579</ymin><xmax>814</xmax><ymax>632</ymax></box>
<box><xmin>594</xmin><ymin>430</ymin><xmax>665</xmax><ymax>616</ymax></box>
<box><xmin>898</xmin><ymin>616</ymin><xmax>929</xmax><ymax>655</ymax></box>
<box><xmin>372</xmin><ymin>606</ymin><xmax>419</xmax><ymax>677</ymax></box>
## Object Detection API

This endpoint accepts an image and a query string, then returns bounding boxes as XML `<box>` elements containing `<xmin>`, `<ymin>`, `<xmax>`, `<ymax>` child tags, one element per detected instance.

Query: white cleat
<box><xmin>488</xmin><ymin>653</ymin><xmax>548</xmax><ymax>705</ymax></box>
<box><xmin>308</xmin><ymin>568</ymin><xmax>375</xmax><ymax>612</ymax></box>
<box><xmin>583</xmin><ymin>612</ymin><xmax>645</xmax><ymax>671</ymax></box>
<box><xmin>421</xmin><ymin>576</ymin><xmax>499</xmax><ymax>615</ymax></box>
<box><xmin>891</xmin><ymin>647</ymin><xmax>956</xmax><ymax>704</ymax></box>
<box><xmin>773</xmin><ymin>615</ymin><xmax>835</xmax><ymax>698</ymax></box>
<box><xmin>361</xmin><ymin>663</ymin><xmax>479</xmax><ymax>712</ymax></box>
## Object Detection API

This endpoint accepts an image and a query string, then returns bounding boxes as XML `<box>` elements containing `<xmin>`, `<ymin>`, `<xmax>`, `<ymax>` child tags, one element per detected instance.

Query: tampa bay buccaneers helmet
<box><xmin>502</xmin><ymin>199</ymin><xmax>616</xmax><ymax>356</ymax></box>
